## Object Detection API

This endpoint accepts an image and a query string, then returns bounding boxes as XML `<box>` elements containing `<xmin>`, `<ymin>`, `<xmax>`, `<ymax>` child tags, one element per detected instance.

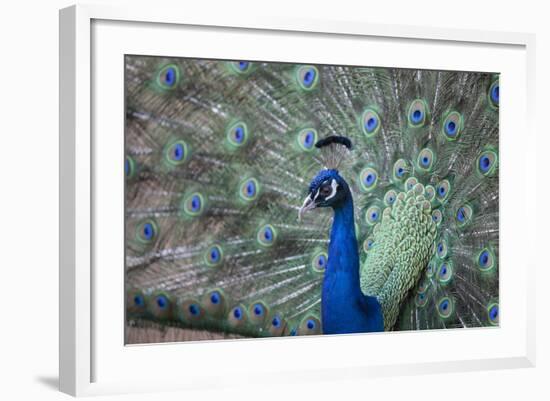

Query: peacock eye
<box><xmin>156</xmin><ymin>64</ymin><xmax>180</xmax><ymax>90</ymax></box>
<box><xmin>431</xmin><ymin>209</ymin><xmax>443</xmax><ymax>226</ymax></box>
<box><xmin>438</xmin><ymin>261</ymin><xmax>453</xmax><ymax>284</ymax></box>
<box><xmin>210</xmin><ymin>292</ymin><xmax>220</xmax><ymax>304</ymax></box>
<box><xmin>229</xmin><ymin>61</ymin><xmax>252</xmax><ymax>74</ymax></box>
<box><xmin>155</xmin><ymin>294</ymin><xmax>169</xmax><ymax>310</ymax></box>
<box><xmin>165</xmin><ymin>140</ymin><xmax>188</xmax><ymax>165</ymax></box>
<box><xmin>178</xmin><ymin>298</ymin><xmax>204</xmax><ymax>321</ymax></box>
<box><xmin>239</xmin><ymin>177</ymin><xmax>260</xmax><ymax>202</ymax></box>
<box><xmin>476</xmin><ymin>149</ymin><xmax>498</xmax><ymax>177</ymax></box>
<box><xmin>188</xmin><ymin>303</ymin><xmax>200</xmax><ymax>316</ymax></box>
<box><xmin>436</xmin><ymin>239</ymin><xmax>448</xmax><ymax>259</ymax></box>
<box><xmin>424</xmin><ymin>185</ymin><xmax>435</xmax><ymax>202</ymax></box>
<box><xmin>415</xmin><ymin>291</ymin><xmax>428</xmax><ymax>307</ymax></box>
<box><xmin>297</xmin><ymin>128</ymin><xmax>318</xmax><ymax>151</ymax></box>
<box><xmin>477</xmin><ymin>247</ymin><xmax>496</xmax><ymax>272</ymax></box>
<box><xmin>488</xmin><ymin>79</ymin><xmax>499</xmax><ymax>108</ymax></box>
<box><xmin>437</xmin><ymin>297</ymin><xmax>454</xmax><ymax>319</ymax></box>
<box><xmin>405</xmin><ymin>176</ymin><xmax>418</xmax><ymax>192</ymax></box>
<box><xmin>204</xmin><ymin>244</ymin><xmax>224</xmax><ymax>266</ymax></box>
<box><xmin>311</xmin><ymin>251</ymin><xmax>328</xmax><ymax>273</ymax></box>
<box><xmin>268</xmin><ymin>313</ymin><xmax>286</xmax><ymax>336</ymax></box>
<box><xmin>200</xmin><ymin>290</ymin><xmax>225</xmax><ymax>317</ymax></box>
<box><xmin>182</xmin><ymin>192</ymin><xmax>205</xmax><ymax>217</ymax></box>
<box><xmin>136</xmin><ymin>219</ymin><xmax>158</xmax><ymax>243</ymax></box>
<box><xmin>363</xmin><ymin>236</ymin><xmax>375</xmax><ymax>253</ymax></box>
<box><xmin>359</xmin><ymin>167</ymin><xmax>378</xmax><ymax>192</ymax></box>
<box><xmin>487</xmin><ymin>303</ymin><xmax>499</xmax><ymax>325</ymax></box>
<box><xmin>320</xmin><ymin>185</ymin><xmax>332</xmax><ymax>196</ymax></box>
<box><xmin>436</xmin><ymin>179</ymin><xmax>451</xmax><ymax>203</ymax></box>
<box><xmin>361</xmin><ymin>108</ymin><xmax>381</xmax><ymax>137</ymax></box>
<box><xmin>249</xmin><ymin>301</ymin><xmax>270</xmax><ymax>325</ymax></box>
<box><xmin>415</xmin><ymin>279</ymin><xmax>430</xmax><ymax>308</ymax></box>
<box><xmin>441</xmin><ymin>111</ymin><xmax>463</xmax><ymax>140</ymax></box>
<box><xmin>365</xmin><ymin>205</ymin><xmax>381</xmax><ymax>226</ymax></box>
<box><xmin>133</xmin><ymin>294</ymin><xmax>144</xmax><ymax>307</ymax></box>
<box><xmin>226</xmin><ymin>121</ymin><xmax>249</xmax><ymax>147</ymax></box>
<box><xmin>392</xmin><ymin>159</ymin><xmax>408</xmax><ymax>181</ymax></box>
<box><xmin>456</xmin><ymin>204</ymin><xmax>473</xmax><ymax>227</ymax></box>
<box><xmin>296</xmin><ymin>65</ymin><xmax>319</xmax><ymax>90</ymax></box>
<box><xmin>408</xmin><ymin>99</ymin><xmax>429</xmax><ymax>127</ymax></box>
<box><xmin>384</xmin><ymin>189</ymin><xmax>398</xmax><ymax>206</ymax></box>
<box><xmin>298</xmin><ymin>316</ymin><xmax>320</xmax><ymax>335</ymax></box>
<box><xmin>257</xmin><ymin>224</ymin><xmax>277</xmax><ymax>247</ymax></box>
<box><xmin>225</xmin><ymin>304</ymin><xmax>248</xmax><ymax>327</ymax></box>
<box><xmin>417</xmin><ymin>148</ymin><xmax>435</xmax><ymax>171</ymax></box>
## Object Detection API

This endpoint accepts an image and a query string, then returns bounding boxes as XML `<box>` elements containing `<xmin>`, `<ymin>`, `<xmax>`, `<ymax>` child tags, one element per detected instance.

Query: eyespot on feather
<box><xmin>296</xmin><ymin>65</ymin><xmax>319</xmax><ymax>90</ymax></box>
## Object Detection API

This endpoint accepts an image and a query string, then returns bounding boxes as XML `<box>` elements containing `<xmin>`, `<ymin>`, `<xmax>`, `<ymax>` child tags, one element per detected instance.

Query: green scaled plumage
<box><xmin>125</xmin><ymin>56</ymin><xmax>499</xmax><ymax>342</ymax></box>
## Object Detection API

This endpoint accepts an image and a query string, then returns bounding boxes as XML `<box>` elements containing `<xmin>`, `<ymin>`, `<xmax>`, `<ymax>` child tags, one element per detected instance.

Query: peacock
<box><xmin>124</xmin><ymin>56</ymin><xmax>499</xmax><ymax>343</ymax></box>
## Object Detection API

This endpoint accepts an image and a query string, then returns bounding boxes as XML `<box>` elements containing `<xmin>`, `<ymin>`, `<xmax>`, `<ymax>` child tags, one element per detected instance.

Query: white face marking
<box><xmin>312</xmin><ymin>188</ymin><xmax>320</xmax><ymax>202</ymax></box>
<box><xmin>324</xmin><ymin>179</ymin><xmax>338</xmax><ymax>201</ymax></box>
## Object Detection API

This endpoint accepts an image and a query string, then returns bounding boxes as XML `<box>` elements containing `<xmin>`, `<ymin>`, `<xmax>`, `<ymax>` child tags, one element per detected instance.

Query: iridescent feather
<box><xmin>125</xmin><ymin>56</ymin><xmax>499</xmax><ymax>342</ymax></box>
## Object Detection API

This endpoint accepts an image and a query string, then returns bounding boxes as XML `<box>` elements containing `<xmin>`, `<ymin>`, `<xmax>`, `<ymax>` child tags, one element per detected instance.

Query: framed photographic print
<box><xmin>59</xmin><ymin>3</ymin><xmax>536</xmax><ymax>396</ymax></box>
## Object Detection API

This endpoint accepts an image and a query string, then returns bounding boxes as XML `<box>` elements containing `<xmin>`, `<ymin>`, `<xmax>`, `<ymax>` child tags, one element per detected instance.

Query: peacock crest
<box><xmin>125</xmin><ymin>56</ymin><xmax>499</xmax><ymax>343</ymax></box>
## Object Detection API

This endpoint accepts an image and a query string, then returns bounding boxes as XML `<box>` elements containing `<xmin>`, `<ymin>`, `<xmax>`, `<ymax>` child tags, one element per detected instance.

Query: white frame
<box><xmin>59</xmin><ymin>4</ymin><xmax>536</xmax><ymax>397</ymax></box>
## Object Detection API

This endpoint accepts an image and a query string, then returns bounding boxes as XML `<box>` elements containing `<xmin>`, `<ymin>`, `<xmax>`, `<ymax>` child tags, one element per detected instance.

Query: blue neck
<box><xmin>327</xmin><ymin>197</ymin><xmax>361</xmax><ymax>292</ymax></box>
<box><xmin>321</xmin><ymin>192</ymin><xmax>384</xmax><ymax>334</ymax></box>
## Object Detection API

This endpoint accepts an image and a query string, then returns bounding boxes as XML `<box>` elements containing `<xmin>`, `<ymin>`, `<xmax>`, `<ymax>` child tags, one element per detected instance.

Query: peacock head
<box><xmin>299</xmin><ymin>169</ymin><xmax>351</xmax><ymax>220</ymax></box>
<box><xmin>298</xmin><ymin>136</ymin><xmax>354</xmax><ymax>221</ymax></box>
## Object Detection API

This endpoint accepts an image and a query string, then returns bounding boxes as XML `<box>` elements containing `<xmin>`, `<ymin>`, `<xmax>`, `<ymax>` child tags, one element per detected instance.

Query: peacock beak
<box><xmin>298</xmin><ymin>194</ymin><xmax>317</xmax><ymax>222</ymax></box>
